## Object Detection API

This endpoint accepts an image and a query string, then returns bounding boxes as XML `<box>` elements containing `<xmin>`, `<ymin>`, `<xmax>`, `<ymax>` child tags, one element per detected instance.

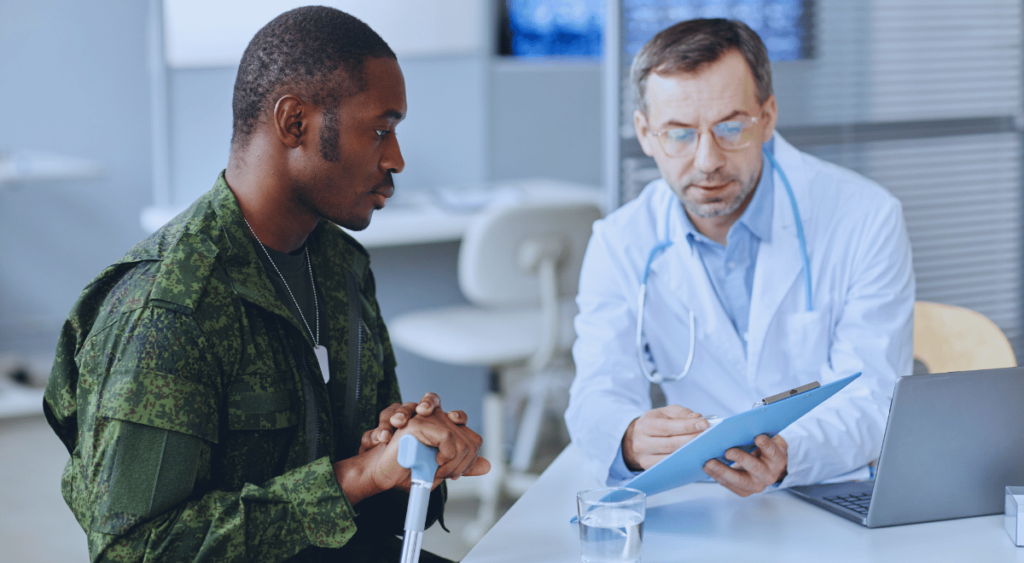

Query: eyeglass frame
<box><xmin>646</xmin><ymin>110</ymin><xmax>767</xmax><ymax>157</ymax></box>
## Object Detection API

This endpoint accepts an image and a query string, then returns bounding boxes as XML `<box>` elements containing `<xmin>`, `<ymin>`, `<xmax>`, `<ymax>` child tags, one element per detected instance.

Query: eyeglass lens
<box><xmin>658</xmin><ymin>118</ymin><xmax>757</xmax><ymax>156</ymax></box>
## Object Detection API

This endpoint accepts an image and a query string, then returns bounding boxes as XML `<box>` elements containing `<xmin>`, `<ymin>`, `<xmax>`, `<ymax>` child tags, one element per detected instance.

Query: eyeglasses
<box><xmin>650</xmin><ymin>114</ymin><xmax>762</xmax><ymax>157</ymax></box>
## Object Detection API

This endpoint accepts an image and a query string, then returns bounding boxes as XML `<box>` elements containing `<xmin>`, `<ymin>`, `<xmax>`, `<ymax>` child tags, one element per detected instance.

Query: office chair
<box><xmin>388</xmin><ymin>200</ymin><xmax>601</xmax><ymax>541</ymax></box>
<box><xmin>913</xmin><ymin>301</ymin><xmax>1016</xmax><ymax>373</ymax></box>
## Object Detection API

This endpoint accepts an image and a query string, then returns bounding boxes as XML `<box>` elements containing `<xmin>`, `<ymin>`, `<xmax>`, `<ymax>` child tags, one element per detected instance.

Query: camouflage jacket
<box><xmin>44</xmin><ymin>173</ymin><xmax>445</xmax><ymax>562</ymax></box>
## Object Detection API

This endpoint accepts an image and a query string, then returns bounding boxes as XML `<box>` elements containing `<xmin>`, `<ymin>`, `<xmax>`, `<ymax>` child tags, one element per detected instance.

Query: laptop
<box><xmin>787</xmin><ymin>367</ymin><xmax>1024</xmax><ymax>528</ymax></box>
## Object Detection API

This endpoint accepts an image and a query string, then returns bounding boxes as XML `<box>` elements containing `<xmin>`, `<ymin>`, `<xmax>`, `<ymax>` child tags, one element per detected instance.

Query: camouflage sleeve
<box><xmin>65</xmin><ymin>305</ymin><xmax>358</xmax><ymax>562</ymax></box>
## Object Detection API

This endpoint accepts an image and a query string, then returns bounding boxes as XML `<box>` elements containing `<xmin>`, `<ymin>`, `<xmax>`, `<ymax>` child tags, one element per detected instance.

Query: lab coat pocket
<box><xmin>783</xmin><ymin>310</ymin><xmax>831</xmax><ymax>378</ymax></box>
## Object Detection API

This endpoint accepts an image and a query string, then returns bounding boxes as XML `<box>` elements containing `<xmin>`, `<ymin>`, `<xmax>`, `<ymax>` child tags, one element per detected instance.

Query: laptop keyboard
<box><xmin>823</xmin><ymin>492</ymin><xmax>872</xmax><ymax>515</ymax></box>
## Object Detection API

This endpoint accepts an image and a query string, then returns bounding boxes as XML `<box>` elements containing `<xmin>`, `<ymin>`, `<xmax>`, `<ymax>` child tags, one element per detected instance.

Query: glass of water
<box><xmin>576</xmin><ymin>487</ymin><xmax>646</xmax><ymax>563</ymax></box>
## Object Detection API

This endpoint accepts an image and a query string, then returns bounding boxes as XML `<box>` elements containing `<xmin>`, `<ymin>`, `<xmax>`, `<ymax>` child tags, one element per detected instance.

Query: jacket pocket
<box><xmin>783</xmin><ymin>309</ymin><xmax>831</xmax><ymax>378</ymax></box>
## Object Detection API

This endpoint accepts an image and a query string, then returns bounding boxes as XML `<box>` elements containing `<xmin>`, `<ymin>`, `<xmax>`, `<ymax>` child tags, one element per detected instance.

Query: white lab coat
<box><xmin>565</xmin><ymin>134</ymin><xmax>914</xmax><ymax>487</ymax></box>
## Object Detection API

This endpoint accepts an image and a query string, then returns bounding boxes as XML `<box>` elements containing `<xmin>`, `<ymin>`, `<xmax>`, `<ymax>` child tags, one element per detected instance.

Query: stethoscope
<box><xmin>636</xmin><ymin>147</ymin><xmax>813</xmax><ymax>384</ymax></box>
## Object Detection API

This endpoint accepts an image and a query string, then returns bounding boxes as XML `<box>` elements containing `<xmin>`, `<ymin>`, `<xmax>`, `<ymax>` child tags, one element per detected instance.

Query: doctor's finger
<box><xmin>752</xmin><ymin>435</ymin><xmax>785</xmax><ymax>463</ymax></box>
<box><xmin>634</xmin><ymin>433</ymin><xmax>703</xmax><ymax>458</ymax></box>
<box><xmin>654</xmin><ymin>405</ymin><xmax>698</xmax><ymax>419</ymax></box>
<box><xmin>639</xmin><ymin>415</ymin><xmax>709</xmax><ymax>437</ymax></box>
<box><xmin>703</xmin><ymin>459</ymin><xmax>763</xmax><ymax>497</ymax></box>
<box><xmin>724</xmin><ymin>447</ymin><xmax>781</xmax><ymax>492</ymax></box>
<box><xmin>757</xmin><ymin>436</ymin><xmax>789</xmax><ymax>477</ymax></box>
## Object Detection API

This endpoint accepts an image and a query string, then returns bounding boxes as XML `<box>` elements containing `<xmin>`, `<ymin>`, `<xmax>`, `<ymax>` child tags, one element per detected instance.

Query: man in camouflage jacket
<box><xmin>43</xmin><ymin>7</ymin><xmax>486</xmax><ymax>562</ymax></box>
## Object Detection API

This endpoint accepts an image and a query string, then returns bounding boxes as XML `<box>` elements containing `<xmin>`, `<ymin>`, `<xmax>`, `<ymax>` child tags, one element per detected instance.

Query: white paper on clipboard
<box><xmin>623</xmin><ymin>372</ymin><xmax>862</xmax><ymax>498</ymax></box>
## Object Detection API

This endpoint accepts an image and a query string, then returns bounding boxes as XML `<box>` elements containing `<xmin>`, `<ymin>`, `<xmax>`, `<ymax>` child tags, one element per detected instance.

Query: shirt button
<box><xmin>727</xmin><ymin>261</ymin><xmax>737</xmax><ymax>269</ymax></box>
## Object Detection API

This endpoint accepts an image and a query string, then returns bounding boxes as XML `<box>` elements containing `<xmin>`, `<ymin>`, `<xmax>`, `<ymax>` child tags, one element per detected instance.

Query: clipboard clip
<box><xmin>752</xmin><ymin>381</ymin><xmax>820</xmax><ymax>408</ymax></box>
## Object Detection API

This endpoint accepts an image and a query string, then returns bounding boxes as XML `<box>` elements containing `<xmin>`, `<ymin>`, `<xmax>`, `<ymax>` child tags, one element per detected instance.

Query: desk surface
<box><xmin>342</xmin><ymin>178</ymin><xmax>603</xmax><ymax>248</ymax></box>
<box><xmin>140</xmin><ymin>178</ymin><xmax>603</xmax><ymax>243</ymax></box>
<box><xmin>462</xmin><ymin>444</ymin><xmax>1024</xmax><ymax>563</ymax></box>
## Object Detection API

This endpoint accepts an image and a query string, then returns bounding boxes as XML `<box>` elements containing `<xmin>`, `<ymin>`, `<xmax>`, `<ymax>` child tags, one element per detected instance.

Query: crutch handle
<box><xmin>398</xmin><ymin>435</ymin><xmax>439</xmax><ymax>563</ymax></box>
<box><xmin>398</xmin><ymin>433</ymin><xmax>440</xmax><ymax>485</ymax></box>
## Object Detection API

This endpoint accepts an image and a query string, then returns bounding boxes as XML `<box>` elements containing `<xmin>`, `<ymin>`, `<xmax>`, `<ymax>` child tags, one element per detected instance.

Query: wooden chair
<box><xmin>913</xmin><ymin>301</ymin><xmax>1016</xmax><ymax>373</ymax></box>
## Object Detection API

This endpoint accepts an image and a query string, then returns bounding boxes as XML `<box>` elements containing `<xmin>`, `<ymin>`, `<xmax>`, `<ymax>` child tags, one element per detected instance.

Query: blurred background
<box><xmin>1</xmin><ymin>0</ymin><xmax>1021</xmax><ymax>561</ymax></box>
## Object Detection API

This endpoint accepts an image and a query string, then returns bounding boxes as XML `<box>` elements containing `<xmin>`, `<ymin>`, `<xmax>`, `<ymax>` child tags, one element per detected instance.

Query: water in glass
<box><xmin>578</xmin><ymin>506</ymin><xmax>644</xmax><ymax>563</ymax></box>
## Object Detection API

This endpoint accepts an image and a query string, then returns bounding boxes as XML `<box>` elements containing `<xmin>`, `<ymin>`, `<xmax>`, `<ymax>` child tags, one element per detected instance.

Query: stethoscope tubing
<box><xmin>636</xmin><ymin>146</ymin><xmax>811</xmax><ymax>384</ymax></box>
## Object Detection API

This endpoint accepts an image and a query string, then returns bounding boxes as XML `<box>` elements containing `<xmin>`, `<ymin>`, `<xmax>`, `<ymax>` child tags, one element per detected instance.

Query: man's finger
<box><xmin>385</xmin><ymin>402</ymin><xmax>419</xmax><ymax>428</ymax></box>
<box><xmin>439</xmin><ymin>424</ymin><xmax>482</xmax><ymax>479</ymax></box>
<box><xmin>447</xmin><ymin>410</ymin><xmax>468</xmax><ymax>425</ymax></box>
<box><xmin>399</xmin><ymin>410</ymin><xmax>479</xmax><ymax>481</ymax></box>
<box><xmin>415</xmin><ymin>392</ymin><xmax>442</xmax><ymax>416</ymax></box>
<box><xmin>461</xmin><ymin>455</ymin><xmax>491</xmax><ymax>477</ymax></box>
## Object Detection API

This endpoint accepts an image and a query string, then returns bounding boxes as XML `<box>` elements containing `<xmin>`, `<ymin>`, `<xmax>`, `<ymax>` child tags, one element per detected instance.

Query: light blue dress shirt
<box><xmin>611</xmin><ymin>143</ymin><xmax>775</xmax><ymax>481</ymax></box>
<box><xmin>680</xmin><ymin>150</ymin><xmax>774</xmax><ymax>353</ymax></box>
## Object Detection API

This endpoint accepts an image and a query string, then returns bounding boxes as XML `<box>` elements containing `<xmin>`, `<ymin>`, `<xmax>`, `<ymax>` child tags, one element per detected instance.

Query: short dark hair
<box><xmin>630</xmin><ymin>18</ymin><xmax>773</xmax><ymax>114</ymax></box>
<box><xmin>231</xmin><ymin>6</ymin><xmax>396</xmax><ymax>151</ymax></box>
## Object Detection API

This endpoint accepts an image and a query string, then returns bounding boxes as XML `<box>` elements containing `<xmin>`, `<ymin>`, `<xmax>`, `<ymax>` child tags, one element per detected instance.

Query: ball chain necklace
<box><xmin>244</xmin><ymin>218</ymin><xmax>321</xmax><ymax>351</ymax></box>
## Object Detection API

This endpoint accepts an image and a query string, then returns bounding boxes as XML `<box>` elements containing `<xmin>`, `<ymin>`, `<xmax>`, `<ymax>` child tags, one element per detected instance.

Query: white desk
<box><xmin>462</xmin><ymin>444</ymin><xmax>1024</xmax><ymax>563</ymax></box>
<box><xmin>342</xmin><ymin>178</ymin><xmax>604</xmax><ymax>248</ymax></box>
<box><xmin>0</xmin><ymin>149</ymin><xmax>102</xmax><ymax>186</ymax></box>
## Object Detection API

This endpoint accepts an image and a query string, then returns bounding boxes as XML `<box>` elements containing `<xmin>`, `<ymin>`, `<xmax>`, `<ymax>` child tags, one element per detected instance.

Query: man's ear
<box><xmin>273</xmin><ymin>95</ymin><xmax>306</xmax><ymax>149</ymax></box>
<box><xmin>760</xmin><ymin>95</ymin><xmax>778</xmax><ymax>143</ymax></box>
<box><xmin>634</xmin><ymin>109</ymin><xmax>656</xmax><ymax>157</ymax></box>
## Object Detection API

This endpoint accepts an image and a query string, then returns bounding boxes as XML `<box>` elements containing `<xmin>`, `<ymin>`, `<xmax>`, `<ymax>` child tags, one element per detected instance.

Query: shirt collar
<box><xmin>679</xmin><ymin>137</ymin><xmax>775</xmax><ymax>247</ymax></box>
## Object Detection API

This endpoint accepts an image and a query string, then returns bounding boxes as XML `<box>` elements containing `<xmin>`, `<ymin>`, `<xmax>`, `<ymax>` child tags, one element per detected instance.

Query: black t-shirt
<box><xmin>252</xmin><ymin>239</ymin><xmax>326</xmax><ymax>344</ymax></box>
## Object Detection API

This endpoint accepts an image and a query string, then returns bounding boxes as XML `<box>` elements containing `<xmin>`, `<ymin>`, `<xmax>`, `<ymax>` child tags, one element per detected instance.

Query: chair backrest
<box><xmin>458</xmin><ymin>201</ymin><xmax>601</xmax><ymax>308</ymax></box>
<box><xmin>914</xmin><ymin>301</ymin><xmax>1017</xmax><ymax>373</ymax></box>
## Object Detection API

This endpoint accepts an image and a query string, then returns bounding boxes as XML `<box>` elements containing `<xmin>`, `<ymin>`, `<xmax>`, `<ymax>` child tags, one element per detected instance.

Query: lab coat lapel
<box><xmin>746</xmin><ymin>135</ymin><xmax>812</xmax><ymax>381</ymax></box>
<box><xmin>650</xmin><ymin>201</ymin><xmax>746</xmax><ymax>374</ymax></box>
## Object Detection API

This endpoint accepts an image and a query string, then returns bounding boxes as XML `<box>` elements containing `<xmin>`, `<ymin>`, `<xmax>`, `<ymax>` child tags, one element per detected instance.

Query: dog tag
<box><xmin>315</xmin><ymin>345</ymin><xmax>330</xmax><ymax>383</ymax></box>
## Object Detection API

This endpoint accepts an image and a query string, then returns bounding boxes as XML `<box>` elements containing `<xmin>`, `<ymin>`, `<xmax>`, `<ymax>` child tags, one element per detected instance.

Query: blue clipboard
<box><xmin>624</xmin><ymin>372</ymin><xmax>861</xmax><ymax>497</ymax></box>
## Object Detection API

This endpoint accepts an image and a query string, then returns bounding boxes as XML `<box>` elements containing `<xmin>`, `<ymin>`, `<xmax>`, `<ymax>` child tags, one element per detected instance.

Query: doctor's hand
<box><xmin>359</xmin><ymin>392</ymin><xmax>469</xmax><ymax>454</ymax></box>
<box><xmin>622</xmin><ymin>405</ymin><xmax>711</xmax><ymax>471</ymax></box>
<box><xmin>703</xmin><ymin>434</ymin><xmax>788</xmax><ymax>497</ymax></box>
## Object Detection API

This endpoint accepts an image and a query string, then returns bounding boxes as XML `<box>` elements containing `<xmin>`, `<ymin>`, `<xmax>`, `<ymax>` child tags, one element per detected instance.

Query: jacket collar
<box><xmin>209</xmin><ymin>172</ymin><xmax>318</xmax><ymax>334</ymax></box>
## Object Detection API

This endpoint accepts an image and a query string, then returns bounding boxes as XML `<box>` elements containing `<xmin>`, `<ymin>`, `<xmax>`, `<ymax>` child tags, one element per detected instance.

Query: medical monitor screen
<box><xmin>499</xmin><ymin>1</ymin><xmax>812</xmax><ymax>61</ymax></box>
<box><xmin>500</xmin><ymin>0</ymin><xmax>604</xmax><ymax>58</ymax></box>
<box><xmin>622</xmin><ymin>0</ymin><xmax>813</xmax><ymax>61</ymax></box>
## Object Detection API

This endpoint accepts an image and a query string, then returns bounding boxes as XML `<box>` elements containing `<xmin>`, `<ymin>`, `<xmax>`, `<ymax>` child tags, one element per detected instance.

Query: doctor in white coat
<box><xmin>565</xmin><ymin>19</ymin><xmax>914</xmax><ymax>495</ymax></box>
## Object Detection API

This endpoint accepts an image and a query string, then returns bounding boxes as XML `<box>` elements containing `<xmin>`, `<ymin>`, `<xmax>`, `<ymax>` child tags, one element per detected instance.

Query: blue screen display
<box><xmin>502</xmin><ymin>0</ymin><xmax>811</xmax><ymax>61</ymax></box>
<box><xmin>504</xmin><ymin>0</ymin><xmax>605</xmax><ymax>57</ymax></box>
<box><xmin>623</xmin><ymin>0</ymin><xmax>810</xmax><ymax>61</ymax></box>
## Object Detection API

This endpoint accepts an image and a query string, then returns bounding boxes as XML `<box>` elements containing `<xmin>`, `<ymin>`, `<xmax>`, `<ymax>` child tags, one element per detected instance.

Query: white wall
<box><xmin>0</xmin><ymin>0</ymin><xmax>152</xmax><ymax>352</ymax></box>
